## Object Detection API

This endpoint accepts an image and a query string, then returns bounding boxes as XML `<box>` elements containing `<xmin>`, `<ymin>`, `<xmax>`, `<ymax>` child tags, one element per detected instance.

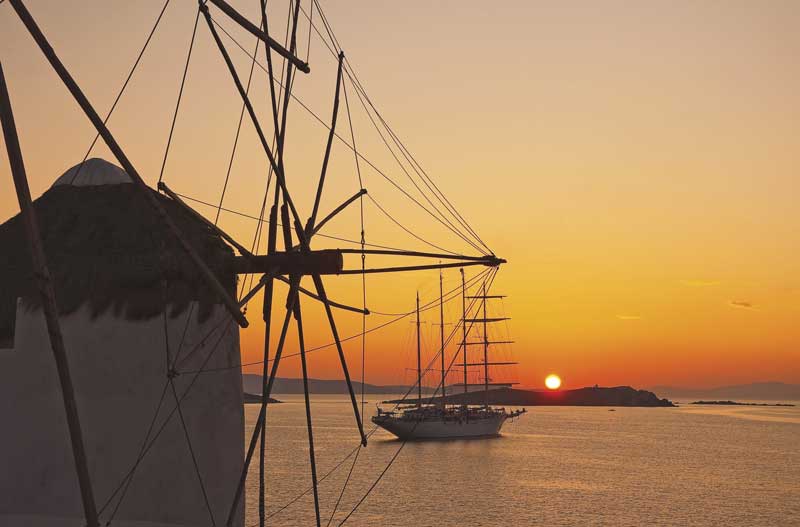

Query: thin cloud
<box><xmin>616</xmin><ymin>314</ymin><xmax>642</xmax><ymax>320</ymax></box>
<box><xmin>730</xmin><ymin>300</ymin><xmax>755</xmax><ymax>309</ymax></box>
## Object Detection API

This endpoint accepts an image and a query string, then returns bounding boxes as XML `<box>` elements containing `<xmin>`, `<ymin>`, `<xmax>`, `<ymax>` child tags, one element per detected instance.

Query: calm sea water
<box><xmin>243</xmin><ymin>396</ymin><xmax>800</xmax><ymax>526</ymax></box>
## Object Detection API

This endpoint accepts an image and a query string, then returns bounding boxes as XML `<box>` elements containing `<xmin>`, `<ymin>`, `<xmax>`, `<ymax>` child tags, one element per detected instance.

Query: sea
<box><xmin>243</xmin><ymin>396</ymin><xmax>800</xmax><ymax>526</ymax></box>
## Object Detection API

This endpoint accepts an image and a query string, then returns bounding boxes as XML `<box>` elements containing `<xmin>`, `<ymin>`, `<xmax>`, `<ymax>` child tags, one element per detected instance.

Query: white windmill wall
<box><xmin>0</xmin><ymin>300</ymin><xmax>245</xmax><ymax>527</ymax></box>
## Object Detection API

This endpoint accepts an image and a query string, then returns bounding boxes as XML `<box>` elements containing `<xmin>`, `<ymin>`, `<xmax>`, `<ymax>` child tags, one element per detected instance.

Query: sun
<box><xmin>545</xmin><ymin>374</ymin><xmax>562</xmax><ymax>390</ymax></box>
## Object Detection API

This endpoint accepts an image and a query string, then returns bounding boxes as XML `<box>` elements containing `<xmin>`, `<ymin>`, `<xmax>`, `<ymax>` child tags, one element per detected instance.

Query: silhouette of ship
<box><xmin>373</xmin><ymin>270</ymin><xmax>525</xmax><ymax>440</ymax></box>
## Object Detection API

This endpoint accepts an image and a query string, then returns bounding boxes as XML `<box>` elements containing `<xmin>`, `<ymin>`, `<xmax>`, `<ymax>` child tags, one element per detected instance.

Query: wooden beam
<box><xmin>463</xmin><ymin>362</ymin><xmax>518</xmax><ymax>366</ymax></box>
<box><xmin>201</xmin><ymin>2</ymin><xmax>309</xmax><ymax>252</ymax></box>
<box><xmin>460</xmin><ymin>340</ymin><xmax>515</xmax><ymax>346</ymax></box>
<box><xmin>310</xmin><ymin>274</ymin><xmax>368</xmax><ymax>446</ymax></box>
<box><xmin>308</xmin><ymin>188</ymin><xmax>366</xmax><ymax>239</ymax></box>
<box><xmin>206</xmin><ymin>0</ymin><xmax>310</xmax><ymax>73</ymax></box>
<box><xmin>232</xmin><ymin>249</ymin><xmax>343</xmax><ymax>276</ymax></box>
<box><xmin>225</xmin><ymin>285</ymin><xmax>299</xmax><ymax>527</ymax></box>
<box><xmin>307</xmin><ymin>52</ymin><xmax>344</xmax><ymax>231</ymax></box>
<box><xmin>337</xmin><ymin>259</ymin><xmax>498</xmax><ymax>275</ymax></box>
<box><xmin>451</xmin><ymin>383</ymin><xmax>520</xmax><ymax>387</ymax></box>
<box><xmin>466</xmin><ymin>295</ymin><xmax>506</xmax><ymax>299</ymax></box>
<box><xmin>338</xmin><ymin>249</ymin><xmax>505</xmax><ymax>265</ymax></box>
<box><xmin>273</xmin><ymin>275</ymin><xmax>368</xmax><ymax>315</ymax></box>
<box><xmin>0</xmin><ymin>61</ymin><xmax>100</xmax><ymax>527</ymax></box>
<box><xmin>237</xmin><ymin>272</ymin><xmax>277</xmax><ymax>307</ymax></box>
<box><xmin>158</xmin><ymin>181</ymin><xmax>253</xmax><ymax>257</ymax></box>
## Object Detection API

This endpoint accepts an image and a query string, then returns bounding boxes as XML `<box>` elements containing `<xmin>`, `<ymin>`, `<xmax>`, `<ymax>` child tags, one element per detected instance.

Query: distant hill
<box><xmin>243</xmin><ymin>392</ymin><xmax>281</xmax><ymax>404</ymax></box>
<box><xmin>649</xmin><ymin>382</ymin><xmax>800</xmax><ymax>402</ymax></box>
<box><xmin>385</xmin><ymin>386</ymin><xmax>674</xmax><ymax>407</ymax></box>
<box><xmin>242</xmin><ymin>374</ymin><xmax>435</xmax><ymax>395</ymax></box>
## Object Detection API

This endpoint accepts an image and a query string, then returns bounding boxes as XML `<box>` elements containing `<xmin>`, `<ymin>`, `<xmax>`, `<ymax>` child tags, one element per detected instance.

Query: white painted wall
<box><xmin>0</xmin><ymin>301</ymin><xmax>244</xmax><ymax>527</ymax></box>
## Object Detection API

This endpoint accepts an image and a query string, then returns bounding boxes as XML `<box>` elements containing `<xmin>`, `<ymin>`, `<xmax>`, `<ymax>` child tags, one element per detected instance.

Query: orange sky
<box><xmin>1</xmin><ymin>0</ymin><xmax>798</xmax><ymax>389</ymax></box>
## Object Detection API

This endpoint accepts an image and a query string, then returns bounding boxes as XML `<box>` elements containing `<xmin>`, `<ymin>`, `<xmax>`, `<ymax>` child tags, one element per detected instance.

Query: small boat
<box><xmin>372</xmin><ymin>271</ymin><xmax>525</xmax><ymax>440</ymax></box>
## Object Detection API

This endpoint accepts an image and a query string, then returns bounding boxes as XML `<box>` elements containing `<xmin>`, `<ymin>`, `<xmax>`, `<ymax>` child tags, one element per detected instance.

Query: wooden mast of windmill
<box><xmin>0</xmin><ymin>62</ymin><xmax>100</xmax><ymax>527</ymax></box>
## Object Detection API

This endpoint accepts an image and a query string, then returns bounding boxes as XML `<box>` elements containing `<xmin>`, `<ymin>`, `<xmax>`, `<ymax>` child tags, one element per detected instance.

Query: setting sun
<box><xmin>545</xmin><ymin>374</ymin><xmax>562</xmax><ymax>390</ymax></box>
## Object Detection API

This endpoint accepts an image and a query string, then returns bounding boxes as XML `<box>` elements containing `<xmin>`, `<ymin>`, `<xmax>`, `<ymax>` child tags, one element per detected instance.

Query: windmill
<box><xmin>0</xmin><ymin>1</ymin><xmax>505</xmax><ymax>526</ymax></box>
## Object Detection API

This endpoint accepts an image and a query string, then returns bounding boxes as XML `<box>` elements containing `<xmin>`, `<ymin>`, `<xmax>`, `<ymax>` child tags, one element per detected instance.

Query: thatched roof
<box><xmin>0</xmin><ymin>160</ymin><xmax>237</xmax><ymax>345</ymax></box>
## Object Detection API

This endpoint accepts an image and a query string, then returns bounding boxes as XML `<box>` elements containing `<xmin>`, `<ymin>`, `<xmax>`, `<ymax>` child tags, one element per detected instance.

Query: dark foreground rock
<box><xmin>386</xmin><ymin>386</ymin><xmax>675</xmax><ymax>407</ymax></box>
<box><xmin>243</xmin><ymin>392</ymin><xmax>281</xmax><ymax>404</ymax></box>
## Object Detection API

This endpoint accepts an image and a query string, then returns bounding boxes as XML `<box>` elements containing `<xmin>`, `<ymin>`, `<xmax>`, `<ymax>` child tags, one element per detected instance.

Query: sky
<box><xmin>1</xmin><ymin>0</ymin><xmax>798</xmax><ymax>390</ymax></box>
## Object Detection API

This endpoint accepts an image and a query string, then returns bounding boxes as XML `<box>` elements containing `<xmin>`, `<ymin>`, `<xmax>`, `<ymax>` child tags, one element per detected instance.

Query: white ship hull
<box><xmin>372</xmin><ymin>411</ymin><xmax>508</xmax><ymax>440</ymax></box>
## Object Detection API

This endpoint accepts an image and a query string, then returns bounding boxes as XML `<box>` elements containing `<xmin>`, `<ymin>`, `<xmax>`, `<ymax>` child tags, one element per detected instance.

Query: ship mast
<box><xmin>464</xmin><ymin>286</ymin><xmax>516</xmax><ymax>408</ymax></box>
<box><xmin>416</xmin><ymin>292</ymin><xmax>422</xmax><ymax>408</ymax></box>
<box><xmin>461</xmin><ymin>269</ymin><xmax>467</xmax><ymax>395</ymax></box>
<box><xmin>482</xmin><ymin>283</ymin><xmax>489</xmax><ymax>407</ymax></box>
<box><xmin>439</xmin><ymin>271</ymin><xmax>446</xmax><ymax>409</ymax></box>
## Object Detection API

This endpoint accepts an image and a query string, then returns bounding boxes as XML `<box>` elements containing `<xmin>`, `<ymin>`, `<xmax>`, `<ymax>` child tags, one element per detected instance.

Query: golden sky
<box><xmin>1</xmin><ymin>0</ymin><xmax>798</xmax><ymax>389</ymax></box>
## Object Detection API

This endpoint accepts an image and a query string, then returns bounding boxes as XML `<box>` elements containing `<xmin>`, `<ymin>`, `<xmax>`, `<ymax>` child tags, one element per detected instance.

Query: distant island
<box><xmin>691</xmin><ymin>400</ymin><xmax>795</xmax><ymax>407</ymax></box>
<box><xmin>648</xmin><ymin>382</ymin><xmax>799</xmax><ymax>402</ymax></box>
<box><xmin>242</xmin><ymin>374</ymin><xmax>435</xmax><ymax>396</ymax></box>
<box><xmin>385</xmin><ymin>386</ymin><xmax>674</xmax><ymax>407</ymax></box>
<box><xmin>243</xmin><ymin>392</ymin><xmax>281</xmax><ymax>404</ymax></box>
<box><xmin>241</xmin><ymin>375</ymin><xmax>675</xmax><ymax>406</ymax></box>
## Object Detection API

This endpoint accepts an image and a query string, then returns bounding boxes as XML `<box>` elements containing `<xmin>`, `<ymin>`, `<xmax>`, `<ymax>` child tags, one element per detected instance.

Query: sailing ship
<box><xmin>372</xmin><ymin>270</ymin><xmax>525</xmax><ymax>440</ymax></box>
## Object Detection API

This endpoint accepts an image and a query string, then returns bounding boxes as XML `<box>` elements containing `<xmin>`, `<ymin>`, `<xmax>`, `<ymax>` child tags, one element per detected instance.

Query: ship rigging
<box><xmin>372</xmin><ymin>271</ymin><xmax>525</xmax><ymax>440</ymax></box>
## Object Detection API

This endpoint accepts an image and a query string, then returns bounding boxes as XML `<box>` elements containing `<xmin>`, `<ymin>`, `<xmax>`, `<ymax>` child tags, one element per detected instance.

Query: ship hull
<box><xmin>372</xmin><ymin>412</ymin><xmax>507</xmax><ymax>440</ymax></box>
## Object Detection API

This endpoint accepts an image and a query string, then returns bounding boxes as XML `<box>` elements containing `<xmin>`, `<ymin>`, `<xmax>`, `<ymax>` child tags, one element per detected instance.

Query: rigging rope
<box><xmin>236</xmin><ymin>2</ymin><xmax>294</xmax><ymax>307</ymax></box>
<box><xmin>342</xmin><ymin>69</ymin><xmax>487</xmax><ymax>255</ymax></box>
<box><xmin>325</xmin><ymin>444</ymin><xmax>361</xmax><ymax>527</ymax></box>
<box><xmin>172</xmin><ymin>190</ymin><xmax>435</xmax><ymax>254</ymax></box>
<box><xmin>210</xmin><ymin>16</ymin><xmax>480</xmax><ymax>257</ymax></box>
<box><xmin>182</xmin><ymin>267</ymin><xmax>493</xmax><ymax>374</ymax></box>
<box><xmin>366</xmin><ymin>194</ymin><xmax>460</xmax><ymax>255</ymax></box>
<box><xmin>170</xmin><ymin>303</ymin><xmax>197</xmax><ymax>370</ymax></box>
<box><xmin>70</xmin><ymin>0</ymin><xmax>173</xmax><ymax>185</ymax></box>
<box><xmin>81</xmin><ymin>4</ymin><xmax>505</xmax><ymax>523</ymax></box>
<box><xmin>158</xmin><ymin>9</ymin><xmax>200</xmax><ymax>184</ymax></box>
<box><xmin>305</xmin><ymin>0</ymin><xmax>314</xmax><ymax>62</ymax></box>
<box><xmin>336</xmin><ymin>442</ymin><xmax>403</xmax><ymax>526</ymax></box>
<box><xmin>155</xmin><ymin>6</ymin><xmax>205</xmax><ymax>402</ymax></box>
<box><xmin>348</xmin><ymin>71</ymin><xmax>368</xmax><ymax>518</ymax></box>
<box><xmin>256</xmin><ymin>439</ymin><xmax>360</xmax><ymax>524</ymax></box>
<box><xmin>214</xmin><ymin>24</ymin><xmax>262</xmax><ymax>226</ymax></box>
<box><xmin>103</xmin><ymin>232</ymin><xmax>223</xmax><ymax>523</ymax></box>
<box><xmin>102</xmin><ymin>380</ymin><xmax>169</xmax><ymax>523</ymax></box>
<box><xmin>342</xmin><ymin>66</ymin><xmax>368</xmax><ymax>424</ymax></box>
<box><xmin>303</xmin><ymin>0</ymin><xmax>492</xmax><ymax>254</ymax></box>
<box><xmin>159</xmin><ymin>236</ymin><xmax>216</xmax><ymax>526</ymax></box>
<box><xmin>98</xmin><ymin>316</ymin><xmax>233</xmax><ymax>515</ymax></box>
<box><xmin>345</xmin><ymin>65</ymin><xmax>492</xmax><ymax>254</ymax></box>
<box><xmin>337</xmin><ymin>268</ymin><xmax>499</xmax><ymax>525</ymax></box>
<box><xmin>256</xmin><ymin>4</ymin><xmax>299</xmax><ymax>526</ymax></box>
<box><xmin>168</xmin><ymin>379</ymin><xmax>217</xmax><ymax>526</ymax></box>
<box><xmin>255</xmin><ymin>273</ymin><xmax>491</xmax><ymax>525</ymax></box>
